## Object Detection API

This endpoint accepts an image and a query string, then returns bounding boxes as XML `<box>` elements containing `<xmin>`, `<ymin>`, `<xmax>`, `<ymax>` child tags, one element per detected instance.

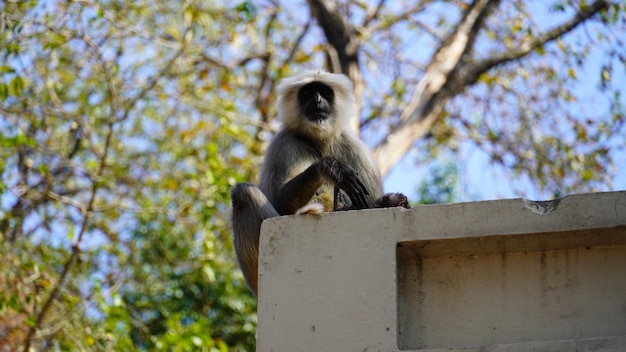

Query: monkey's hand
<box><xmin>318</xmin><ymin>157</ymin><xmax>371</xmax><ymax>209</ymax></box>
<box><xmin>375</xmin><ymin>192</ymin><xmax>411</xmax><ymax>209</ymax></box>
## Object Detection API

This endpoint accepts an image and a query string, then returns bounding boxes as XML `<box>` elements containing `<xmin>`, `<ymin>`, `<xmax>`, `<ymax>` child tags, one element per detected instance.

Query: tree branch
<box><xmin>373</xmin><ymin>0</ymin><xmax>609</xmax><ymax>178</ymax></box>
<box><xmin>373</xmin><ymin>0</ymin><xmax>501</xmax><ymax>176</ymax></box>
<box><xmin>306</xmin><ymin>0</ymin><xmax>363</xmax><ymax>133</ymax></box>
<box><xmin>364</xmin><ymin>1</ymin><xmax>432</xmax><ymax>36</ymax></box>
<box><xmin>363</xmin><ymin>0</ymin><xmax>387</xmax><ymax>27</ymax></box>
<box><xmin>22</xmin><ymin>4</ymin><xmax>127</xmax><ymax>348</ymax></box>
<box><xmin>22</xmin><ymin>118</ymin><xmax>115</xmax><ymax>352</ymax></box>
<box><xmin>306</xmin><ymin>0</ymin><xmax>357</xmax><ymax>74</ymax></box>
<box><xmin>460</xmin><ymin>0</ymin><xmax>610</xmax><ymax>88</ymax></box>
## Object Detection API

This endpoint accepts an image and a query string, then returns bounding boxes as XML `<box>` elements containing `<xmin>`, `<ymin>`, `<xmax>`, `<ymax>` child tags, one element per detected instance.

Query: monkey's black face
<box><xmin>297</xmin><ymin>82</ymin><xmax>335</xmax><ymax>123</ymax></box>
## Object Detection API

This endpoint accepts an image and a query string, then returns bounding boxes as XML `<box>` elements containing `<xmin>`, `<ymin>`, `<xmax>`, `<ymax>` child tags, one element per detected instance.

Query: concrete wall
<box><xmin>256</xmin><ymin>191</ymin><xmax>626</xmax><ymax>352</ymax></box>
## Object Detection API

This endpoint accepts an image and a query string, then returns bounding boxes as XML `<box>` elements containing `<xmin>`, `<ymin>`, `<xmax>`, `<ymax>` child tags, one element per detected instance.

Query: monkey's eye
<box><xmin>319</xmin><ymin>86</ymin><xmax>334</xmax><ymax>99</ymax></box>
<box><xmin>298</xmin><ymin>82</ymin><xmax>334</xmax><ymax>104</ymax></box>
<box><xmin>300</xmin><ymin>87</ymin><xmax>311</xmax><ymax>96</ymax></box>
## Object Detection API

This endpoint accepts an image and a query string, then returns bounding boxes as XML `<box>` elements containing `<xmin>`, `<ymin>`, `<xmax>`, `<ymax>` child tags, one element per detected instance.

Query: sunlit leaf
<box><xmin>0</xmin><ymin>83</ymin><xmax>7</xmax><ymax>101</ymax></box>
<box><xmin>9</xmin><ymin>76</ymin><xmax>24</xmax><ymax>96</ymax></box>
<box><xmin>536</xmin><ymin>45</ymin><xmax>545</xmax><ymax>55</ymax></box>
<box><xmin>1</xmin><ymin>1</ymin><xmax>624</xmax><ymax>351</ymax></box>
<box><xmin>0</xmin><ymin>65</ymin><xmax>16</xmax><ymax>74</ymax></box>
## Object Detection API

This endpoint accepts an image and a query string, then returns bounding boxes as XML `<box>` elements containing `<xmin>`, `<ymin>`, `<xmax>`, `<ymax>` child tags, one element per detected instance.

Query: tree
<box><xmin>416</xmin><ymin>158</ymin><xmax>461</xmax><ymax>205</ymax></box>
<box><xmin>306</xmin><ymin>0</ymin><xmax>624</xmax><ymax>195</ymax></box>
<box><xmin>1</xmin><ymin>0</ymin><xmax>624</xmax><ymax>350</ymax></box>
<box><xmin>1</xmin><ymin>1</ymin><xmax>260</xmax><ymax>350</ymax></box>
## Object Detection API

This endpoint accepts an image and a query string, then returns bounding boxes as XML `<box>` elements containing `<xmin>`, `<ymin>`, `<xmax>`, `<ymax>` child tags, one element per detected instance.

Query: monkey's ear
<box><xmin>295</xmin><ymin>203</ymin><xmax>325</xmax><ymax>216</ymax></box>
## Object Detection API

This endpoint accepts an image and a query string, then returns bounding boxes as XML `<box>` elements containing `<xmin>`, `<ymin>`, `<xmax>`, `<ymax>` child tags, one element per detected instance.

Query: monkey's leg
<box><xmin>274</xmin><ymin>157</ymin><xmax>371</xmax><ymax>214</ymax></box>
<box><xmin>335</xmin><ymin>193</ymin><xmax>411</xmax><ymax>211</ymax></box>
<box><xmin>231</xmin><ymin>183</ymin><xmax>279</xmax><ymax>296</ymax></box>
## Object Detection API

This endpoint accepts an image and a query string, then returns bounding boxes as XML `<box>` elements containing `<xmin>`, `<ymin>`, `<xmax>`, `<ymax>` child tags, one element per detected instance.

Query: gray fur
<box><xmin>231</xmin><ymin>71</ymin><xmax>384</xmax><ymax>295</ymax></box>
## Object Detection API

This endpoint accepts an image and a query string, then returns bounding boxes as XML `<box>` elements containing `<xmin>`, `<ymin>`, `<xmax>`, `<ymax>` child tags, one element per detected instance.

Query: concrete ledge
<box><xmin>256</xmin><ymin>191</ymin><xmax>626</xmax><ymax>352</ymax></box>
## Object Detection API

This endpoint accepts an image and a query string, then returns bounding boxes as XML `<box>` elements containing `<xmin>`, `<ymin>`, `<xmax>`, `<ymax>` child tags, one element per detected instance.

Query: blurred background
<box><xmin>1</xmin><ymin>0</ymin><xmax>624</xmax><ymax>350</ymax></box>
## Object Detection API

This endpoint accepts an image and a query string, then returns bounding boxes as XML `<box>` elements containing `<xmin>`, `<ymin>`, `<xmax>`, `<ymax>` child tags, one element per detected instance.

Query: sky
<box><xmin>382</xmin><ymin>2</ymin><xmax>626</xmax><ymax>203</ymax></box>
<box><xmin>3</xmin><ymin>0</ymin><xmax>625</xmax><ymax>216</ymax></box>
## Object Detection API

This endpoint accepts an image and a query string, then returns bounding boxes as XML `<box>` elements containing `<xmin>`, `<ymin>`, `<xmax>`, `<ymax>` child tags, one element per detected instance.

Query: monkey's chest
<box><xmin>310</xmin><ymin>183</ymin><xmax>351</xmax><ymax>211</ymax></box>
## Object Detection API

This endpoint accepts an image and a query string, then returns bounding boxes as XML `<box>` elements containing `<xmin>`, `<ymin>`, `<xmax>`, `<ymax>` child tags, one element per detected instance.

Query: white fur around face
<box><xmin>276</xmin><ymin>70</ymin><xmax>356</xmax><ymax>139</ymax></box>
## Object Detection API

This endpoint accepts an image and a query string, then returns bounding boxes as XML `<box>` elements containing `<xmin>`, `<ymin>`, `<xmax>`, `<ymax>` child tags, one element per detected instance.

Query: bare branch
<box><xmin>253</xmin><ymin>9</ymin><xmax>278</xmax><ymax>132</ymax></box>
<box><xmin>22</xmin><ymin>3</ymin><xmax>130</xmax><ymax>348</ymax></box>
<box><xmin>373</xmin><ymin>0</ymin><xmax>610</xmax><ymax>178</ymax></box>
<box><xmin>254</xmin><ymin>14</ymin><xmax>312</xmax><ymax>140</ymax></box>
<box><xmin>363</xmin><ymin>0</ymin><xmax>387</xmax><ymax>27</ymax></box>
<box><xmin>121</xmin><ymin>47</ymin><xmax>185</xmax><ymax>121</ymax></box>
<box><xmin>364</xmin><ymin>1</ymin><xmax>433</xmax><ymax>36</ymax></box>
<box><xmin>373</xmin><ymin>0</ymin><xmax>501</xmax><ymax>176</ymax></box>
<box><xmin>280</xmin><ymin>19</ymin><xmax>312</xmax><ymax>68</ymax></box>
<box><xmin>307</xmin><ymin>0</ymin><xmax>357</xmax><ymax>74</ymax></box>
<box><xmin>459</xmin><ymin>0</ymin><xmax>610</xmax><ymax>88</ymax></box>
<box><xmin>22</xmin><ymin>120</ymin><xmax>115</xmax><ymax>351</ymax></box>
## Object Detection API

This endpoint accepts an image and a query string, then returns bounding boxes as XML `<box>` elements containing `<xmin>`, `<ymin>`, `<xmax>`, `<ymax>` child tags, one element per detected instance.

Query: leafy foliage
<box><xmin>1</xmin><ymin>0</ymin><xmax>261</xmax><ymax>350</ymax></box>
<box><xmin>1</xmin><ymin>0</ymin><xmax>624</xmax><ymax>350</ymax></box>
<box><xmin>416</xmin><ymin>159</ymin><xmax>460</xmax><ymax>205</ymax></box>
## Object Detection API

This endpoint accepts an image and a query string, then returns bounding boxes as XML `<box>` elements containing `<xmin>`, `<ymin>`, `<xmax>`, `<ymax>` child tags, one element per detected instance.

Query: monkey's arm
<box><xmin>273</xmin><ymin>157</ymin><xmax>371</xmax><ymax>215</ymax></box>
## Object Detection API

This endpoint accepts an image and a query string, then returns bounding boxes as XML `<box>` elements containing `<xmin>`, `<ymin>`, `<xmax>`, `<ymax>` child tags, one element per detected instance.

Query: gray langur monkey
<box><xmin>231</xmin><ymin>70</ymin><xmax>410</xmax><ymax>295</ymax></box>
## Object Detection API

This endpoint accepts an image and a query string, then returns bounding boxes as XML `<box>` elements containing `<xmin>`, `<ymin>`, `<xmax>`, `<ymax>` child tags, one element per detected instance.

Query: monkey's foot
<box><xmin>296</xmin><ymin>203</ymin><xmax>325</xmax><ymax>216</ymax></box>
<box><xmin>376</xmin><ymin>193</ymin><xmax>411</xmax><ymax>209</ymax></box>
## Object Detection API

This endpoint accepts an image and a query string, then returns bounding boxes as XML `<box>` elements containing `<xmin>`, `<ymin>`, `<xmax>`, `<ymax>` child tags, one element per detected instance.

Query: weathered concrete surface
<box><xmin>256</xmin><ymin>191</ymin><xmax>626</xmax><ymax>352</ymax></box>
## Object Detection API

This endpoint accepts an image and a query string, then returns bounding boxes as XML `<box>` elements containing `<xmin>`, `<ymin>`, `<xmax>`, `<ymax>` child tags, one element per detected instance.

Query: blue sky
<box><xmin>381</xmin><ymin>2</ymin><xmax>626</xmax><ymax>202</ymax></box>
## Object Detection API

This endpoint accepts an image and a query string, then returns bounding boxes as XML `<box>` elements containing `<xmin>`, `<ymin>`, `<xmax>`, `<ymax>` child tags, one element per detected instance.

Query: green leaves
<box><xmin>0</xmin><ymin>83</ymin><xmax>7</xmax><ymax>101</ymax></box>
<box><xmin>1</xmin><ymin>0</ymin><xmax>624</xmax><ymax>350</ymax></box>
<box><xmin>0</xmin><ymin>65</ymin><xmax>24</xmax><ymax>101</ymax></box>
<box><xmin>0</xmin><ymin>133</ymin><xmax>37</xmax><ymax>148</ymax></box>
<box><xmin>416</xmin><ymin>158</ymin><xmax>460</xmax><ymax>205</ymax></box>
<box><xmin>8</xmin><ymin>76</ymin><xmax>24</xmax><ymax>97</ymax></box>
<box><xmin>1</xmin><ymin>0</ymin><xmax>261</xmax><ymax>350</ymax></box>
<box><xmin>235</xmin><ymin>1</ymin><xmax>258</xmax><ymax>21</ymax></box>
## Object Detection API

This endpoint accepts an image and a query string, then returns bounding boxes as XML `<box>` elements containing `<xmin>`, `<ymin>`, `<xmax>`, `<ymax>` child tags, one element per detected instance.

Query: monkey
<box><xmin>231</xmin><ymin>70</ymin><xmax>409</xmax><ymax>295</ymax></box>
